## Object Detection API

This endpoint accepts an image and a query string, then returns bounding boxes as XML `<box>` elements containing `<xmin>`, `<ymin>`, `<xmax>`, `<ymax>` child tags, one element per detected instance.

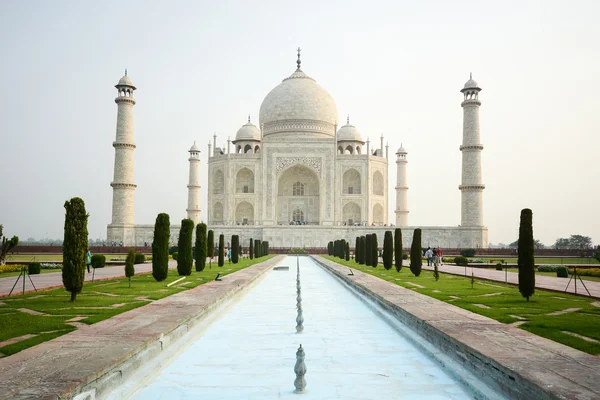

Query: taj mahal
<box><xmin>107</xmin><ymin>50</ymin><xmax>487</xmax><ymax>249</ymax></box>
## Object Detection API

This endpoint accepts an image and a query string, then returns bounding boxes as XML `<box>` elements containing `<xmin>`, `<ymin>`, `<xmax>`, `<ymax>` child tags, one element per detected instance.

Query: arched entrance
<box><xmin>277</xmin><ymin>165</ymin><xmax>320</xmax><ymax>225</ymax></box>
<box><xmin>235</xmin><ymin>201</ymin><xmax>254</xmax><ymax>225</ymax></box>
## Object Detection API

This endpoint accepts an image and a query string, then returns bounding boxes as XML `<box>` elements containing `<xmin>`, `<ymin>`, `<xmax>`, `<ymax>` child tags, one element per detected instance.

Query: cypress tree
<box><xmin>341</xmin><ymin>239</ymin><xmax>346</xmax><ymax>259</ymax></box>
<box><xmin>177</xmin><ymin>219</ymin><xmax>194</xmax><ymax>276</ymax></box>
<box><xmin>62</xmin><ymin>197</ymin><xmax>88</xmax><ymax>302</ymax></box>
<box><xmin>371</xmin><ymin>234</ymin><xmax>379</xmax><ymax>268</ymax></box>
<box><xmin>394</xmin><ymin>228</ymin><xmax>403</xmax><ymax>272</ymax></box>
<box><xmin>152</xmin><ymin>213</ymin><xmax>170</xmax><ymax>281</ymax></box>
<box><xmin>360</xmin><ymin>236</ymin><xmax>366</xmax><ymax>265</ymax></box>
<box><xmin>345</xmin><ymin>241</ymin><xmax>350</xmax><ymax>261</ymax></box>
<box><xmin>518</xmin><ymin>208</ymin><xmax>535</xmax><ymax>301</ymax></box>
<box><xmin>218</xmin><ymin>234</ymin><xmax>224</xmax><ymax>266</ymax></box>
<box><xmin>355</xmin><ymin>237</ymin><xmax>360</xmax><ymax>263</ymax></box>
<box><xmin>195</xmin><ymin>223</ymin><xmax>207</xmax><ymax>272</ymax></box>
<box><xmin>125</xmin><ymin>248</ymin><xmax>135</xmax><ymax>288</ymax></box>
<box><xmin>207</xmin><ymin>230</ymin><xmax>214</xmax><ymax>259</ymax></box>
<box><xmin>231</xmin><ymin>235</ymin><xmax>239</xmax><ymax>264</ymax></box>
<box><xmin>410</xmin><ymin>228</ymin><xmax>422</xmax><ymax>276</ymax></box>
<box><xmin>249</xmin><ymin>238</ymin><xmax>254</xmax><ymax>259</ymax></box>
<box><xmin>265</xmin><ymin>241</ymin><xmax>269</xmax><ymax>255</ymax></box>
<box><xmin>365</xmin><ymin>234</ymin><xmax>372</xmax><ymax>266</ymax></box>
<box><xmin>383</xmin><ymin>231</ymin><xmax>393</xmax><ymax>270</ymax></box>
<box><xmin>256</xmin><ymin>239</ymin><xmax>262</xmax><ymax>258</ymax></box>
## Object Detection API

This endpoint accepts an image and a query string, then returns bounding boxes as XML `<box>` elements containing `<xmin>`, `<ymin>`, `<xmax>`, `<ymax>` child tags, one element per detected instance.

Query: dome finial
<box><xmin>125</xmin><ymin>69</ymin><xmax>127</xmax><ymax>76</ymax></box>
<box><xmin>296</xmin><ymin>47</ymin><xmax>302</xmax><ymax>70</ymax></box>
<box><xmin>470</xmin><ymin>72</ymin><xmax>472</xmax><ymax>80</ymax></box>
<box><xmin>347</xmin><ymin>114</ymin><xmax>349</xmax><ymax>124</ymax></box>
<box><xmin>248</xmin><ymin>114</ymin><xmax>251</xmax><ymax>123</ymax></box>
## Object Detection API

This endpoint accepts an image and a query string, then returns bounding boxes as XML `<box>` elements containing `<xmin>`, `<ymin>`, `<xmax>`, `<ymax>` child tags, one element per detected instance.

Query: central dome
<box><xmin>259</xmin><ymin>67</ymin><xmax>338</xmax><ymax>138</ymax></box>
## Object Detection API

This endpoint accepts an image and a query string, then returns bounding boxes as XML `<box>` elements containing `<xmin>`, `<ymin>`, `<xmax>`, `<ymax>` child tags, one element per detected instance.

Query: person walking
<box><xmin>425</xmin><ymin>247</ymin><xmax>433</xmax><ymax>266</ymax></box>
<box><xmin>436</xmin><ymin>247</ymin><xmax>443</xmax><ymax>266</ymax></box>
<box><xmin>227</xmin><ymin>248</ymin><xmax>231</xmax><ymax>263</ymax></box>
<box><xmin>86</xmin><ymin>250</ymin><xmax>92</xmax><ymax>273</ymax></box>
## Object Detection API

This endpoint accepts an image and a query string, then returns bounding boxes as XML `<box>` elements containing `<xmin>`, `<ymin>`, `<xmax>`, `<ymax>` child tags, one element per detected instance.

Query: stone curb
<box><xmin>313</xmin><ymin>256</ymin><xmax>600</xmax><ymax>400</ymax></box>
<box><xmin>0</xmin><ymin>255</ymin><xmax>284</xmax><ymax>400</ymax></box>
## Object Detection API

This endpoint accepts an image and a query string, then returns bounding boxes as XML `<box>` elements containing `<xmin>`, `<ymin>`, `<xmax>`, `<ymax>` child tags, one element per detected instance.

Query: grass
<box><xmin>0</xmin><ymin>255</ymin><xmax>273</xmax><ymax>356</ymax></box>
<box><xmin>323</xmin><ymin>255</ymin><xmax>600</xmax><ymax>355</ymax></box>
<box><xmin>500</xmin><ymin>268</ymin><xmax>600</xmax><ymax>283</ymax></box>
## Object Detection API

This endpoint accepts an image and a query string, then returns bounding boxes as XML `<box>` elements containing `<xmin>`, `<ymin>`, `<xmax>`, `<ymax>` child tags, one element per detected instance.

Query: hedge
<box><xmin>134</xmin><ymin>253</ymin><xmax>145</xmax><ymax>264</ymax></box>
<box><xmin>28</xmin><ymin>262</ymin><xmax>41</xmax><ymax>275</ymax></box>
<box><xmin>91</xmin><ymin>254</ymin><xmax>106</xmax><ymax>269</ymax></box>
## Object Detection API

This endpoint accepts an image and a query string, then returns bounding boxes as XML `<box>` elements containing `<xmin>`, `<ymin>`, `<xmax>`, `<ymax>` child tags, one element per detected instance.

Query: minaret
<box><xmin>395</xmin><ymin>144</ymin><xmax>409</xmax><ymax>227</ymax></box>
<box><xmin>187</xmin><ymin>142</ymin><xmax>201</xmax><ymax>224</ymax></box>
<box><xmin>459</xmin><ymin>74</ymin><xmax>485</xmax><ymax>227</ymax></box>
<box><xmin>109</xmin><ymin>70</ymin><xmax>137</xmax><ymax>240</ymax></box>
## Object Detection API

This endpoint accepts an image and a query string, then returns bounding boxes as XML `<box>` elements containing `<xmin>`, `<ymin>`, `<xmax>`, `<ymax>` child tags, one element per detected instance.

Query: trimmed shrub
<box><xmin>595</xmin><ymin>251</ymin><xmax>600</xmax><ymax>263</ymax></box>
<box><xmin>249</xmin><ymin>238</ymin><xmax>254</xmax><ymax>259</ymax></box>
<box><xmin>134</xmin><ymin>253</ymin><xmax>145</xmax><ymax>264</ymax></box>
<box><xmin>383</xmin><ymin>231</ymin><xmax>393</xmax><ymax>270</ymax></box>
<box><xmin>290</xmin><ymin>248</ymin><xmax>308</xmax><ymax>254</ymax></box>
<box><xmin>518</xmin><ymin>208</ymin><xmax>535</xmax><ymax>301</ymax></box>
<box><xmin>152</xmin><ymin>213</ymin><xmax>170</xmax><ymax>282</ymax></box>
<box><xmin>454</xmin><ymin>256</ymin><xmax>468</xmax><ymax>266</ymax></box>
<box><xmin>125</xmin><ymin>248</ymin><xmax>135</xmax><ymax>287</ymax></box>
<box><xmin>557</xmin><ymin>266</ymin><xmax>569</xmax><ymax>278</ymax></box>
<box><xmin>460</xmin><ymin>249</ymin><xmax>476</xmax><ymax>257</ymax></box>
<box><xmin>328</xmin><ymin>241</ymin><xmax>333</xmax><ymax>256</ymax></box>
<box><xmin>355</xmin><ymin>237</ymin><xmax>360</xmax><ymax>263</ymax></box>
<box><xmin>207</xmin><ymin>230</ymin><xmax>215</xmax><ymax>259</ymax></box>
<box><xmin>394</xmin><ymin>228</ymin><xmax>402</xmax><ymax>272</ymax></box>
<box><xmin>195</xmin><ymin>223</ymin><xmax>207</xmax><ymax>272</ymax></box>
<box><xmin>91</xmin><ymin>254</ymin><xmax>106</xmax><ymax>269</ymax></box>
<box><xmin>231</xmin><ymin>235</ymin><xmax>239</xmax><ymax>264</ymax></box>
<box><xmin>402</xmin><ymin>253</ymin><xmax>409</xmax><ymax>260</ymax></box>
<box><xmin>172</xmin><ymin>252</ymin><xmax>178</xmax><ymax>260</ymax></box>
<box><xmin>345</xmin><ymin>241</ymin><xmax>350</xmax><ymax>261</ymax></box>
<box><xmin>218</xmin><ymin>234</ymin><xmax>224</xmax><ymax>266</ymax></box>
<box><xmin>168</xmin><ymin>246</ymin><xmax>178</xmax><ymax>255</ymax></box>
<box><xmin>177</xmin><ymin>219</ymin><xmax>194</xmax><ymax>276</ymax></box>
<box><xmin>28</xmin><ymin>262</ymin><xmax>41</xmax><ymax>275</ymax></box>
<box><xmin>371</xmin><ymin>234</ymin><xmax>378</xmax><ymax>268</ymax></box>
<box><xmin>410</xmin><ymin>229</ymin><xmax>422</xmax><ymax>276</ymax></box>
<box><xmin>365</xmin><ymin>234</ymin><xmax>372</xmax><ymax>266</ymax></box>
<box><xmin>62</xmin><ymin>197</ymin><xmax>88</xmax><ymax>302</ymax></box>
<box><xmin>496</xmin><ymin>262</ymin><xmax>503</xmax><ymax>271</ymax></box>
<box><xmin>0</xmin><ymin>264</ymin><xmax>27</xmax><ymax>274</ymax></box>
<box><xmin>538</xmin><ymin>265</ymin><xmax>560</xmax><ymax>272</ymax></box>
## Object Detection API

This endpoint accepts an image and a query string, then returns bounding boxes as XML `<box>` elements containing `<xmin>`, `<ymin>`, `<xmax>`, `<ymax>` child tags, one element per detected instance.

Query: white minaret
<box><xmin>109</xmin><ymin>70</ymin><xmax>137</xmax><ymax>236</ymax></box>
<box><xmin>459</xmin><ymin>74</ymin><xmax>485</xmax><ymax>227</ymax></box>
<box><xmin>394</xmin><ymin>144</ymin><xmax>409</xmax><ymax>227</ymax></box>
<box><xmin>187</xmin><ymin>142</ymin><xmax>201</xmax><ymax>224</ymax></box>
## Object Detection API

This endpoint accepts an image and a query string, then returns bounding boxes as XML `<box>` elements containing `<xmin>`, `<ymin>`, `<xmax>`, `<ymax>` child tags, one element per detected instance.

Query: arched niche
<box><xmin>276</xmin><ymin>164</ymin><xmax>320</xmax><ymax>225</ymax></box>
<box><xmin>236</xmin><ymin>168</ymin><xmax>254</xmax><ymax>193</ymax></box>
<box><xmin>342</xmin><ymin>202</ymin><xmax>361</xmax><ymax>225</ymax></box>
<box><xmin>372</xmin><ymin>170</ymin><xmax>384</xmax><ymax>196</ymax></box>
<box><xmin>373</xmin><ymin>203</ymin><xmax>384</xmax><ymax>224</ymax></box>
<box><xmin>343</xmin><ymin>168</ymin><xmax>361</xmax><ymax>194</ymax></box>
<box><xmin>213</xmin><ymin>202</ymin><xmax>223</xmax><ymax>223</ymax></box>
<box><xmin>213</xmin><ymin>169</ymin><xmax>224</xmax><ymax>194</ymax></box>
<box><xmin>235</xmin><ymin>201</ymin><xmax>254</xmax><ymax>225</ymax></box>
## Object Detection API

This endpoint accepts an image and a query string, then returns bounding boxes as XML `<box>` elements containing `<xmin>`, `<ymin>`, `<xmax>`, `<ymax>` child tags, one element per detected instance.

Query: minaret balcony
<box><xmin>458</xmin><ymin>184</ymin><xmax>485</xmax><ymax>190</ymax></box>
<box><xmin>459</xmin><ymin>144</ymin><xmax>484</xmax><ymax>151</ymax></box>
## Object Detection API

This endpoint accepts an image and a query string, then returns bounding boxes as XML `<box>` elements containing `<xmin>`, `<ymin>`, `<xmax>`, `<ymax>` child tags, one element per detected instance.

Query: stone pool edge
<box><xmin>0</xmin><ymin>255</ymin><xmax>284</xmax><ymax>400</ymax></box>
<box><xmin>313</xmin><ymin>255</ymin><xmax>600</xmax><ymax>400</ymax></box>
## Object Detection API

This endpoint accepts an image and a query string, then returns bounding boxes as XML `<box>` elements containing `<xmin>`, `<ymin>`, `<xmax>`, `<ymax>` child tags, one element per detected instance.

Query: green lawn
<box><xmin>472</xmin><ymin>257</ymin><xmax>598</xmax><ymax>265</ymax></box>
<box><xmin>0</xmin><ymin>256</ymin><xmax>273</xmax><ymax>356</ymax></box>
<box><xmin>322</xmin><ymin>256</ymin><xmax>600</xmax><ymax>355</ymax></box>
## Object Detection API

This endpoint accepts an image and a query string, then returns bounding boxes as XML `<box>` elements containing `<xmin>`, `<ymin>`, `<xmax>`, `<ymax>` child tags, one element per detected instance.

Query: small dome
<box><xmin>396</xmin><ymin>145</ymin><xmax>407</xmax><ymax>154</ymax></box>
<box><xmin>337</xmin><ymin>123</ymin><xmax>363</xmax><ymax>142</ymax></box>
<box><xmin>189</xmin><ymin>142</ymin><xmax>200</xmax><ymax>152</ymax></box>
<box><xmin>235</xmin><ymin>122</ymin><xmax>261</xmax><ymax>141</ymax></box>
<box><xmin>116</xmin><ymin>73</ymin><xmax>136</xmax><ymax>89</ymax></box>
<box><xmin>463</xmin><ymin>78</ymin><xmax>478</xmax><ymax>89</ymax></box>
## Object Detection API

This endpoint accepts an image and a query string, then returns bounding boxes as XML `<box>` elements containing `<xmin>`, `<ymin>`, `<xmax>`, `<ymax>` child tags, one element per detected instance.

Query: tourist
<box><xmin>227</xmin><ymin>248</ymin><xmax>231</xmax><ymax>263</ymax></box>
<box><xmin>86</xmin><ymin>250</ymin><xmax>92</xmax><ymax>273</ymax></box>
<box><xmin>436</xmin><ymin>247</ymin><xmax>443</xmax><ymax>266</ymax></box>
<box><xmin>425</xmin><ymin>247</ymin><xmax>433</xmax><ymax>266</ymax></box>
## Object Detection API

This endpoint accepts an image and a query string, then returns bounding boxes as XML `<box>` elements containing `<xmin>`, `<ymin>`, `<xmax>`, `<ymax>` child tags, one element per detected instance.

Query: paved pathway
<box><xmin>0</xmin><ymin>260</ymin><xmax>184</xmax><ymax>297</ymax></box>
<box><xmin>422</xmin><ymin>264</ymin><xmax>600</xmax><ymax>298</ymax></box>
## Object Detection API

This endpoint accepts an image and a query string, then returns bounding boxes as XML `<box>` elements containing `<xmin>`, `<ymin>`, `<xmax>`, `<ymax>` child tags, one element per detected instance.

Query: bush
<box><xmin>410</xmin><ymin>229</ymin><xmax>422</xmax><ymax>276</ymax></box>
<box><xmin>537</xmin><ymin>265</ymin><xmax>560</xmax><ymax>272</ymax></box>
<box><xmin>91</xmin><ymin>254</ymin><xmax>106</xmax><ymax>269</ymax></box>
<box><xmin>172</xmin><ymin>252</ymin><xmax>178</xmax><ymax>260</ymax></box>
<box><xmin>557</xmin><ymin>266</ymin><xmax>569</xmax><ymax>278</ymax></box>
<box><xmin>28</xmin><ymin>262</ymin><xmax>41</xmax><ymax>274</ymax></box>
<box><xmin>569</xmin><ymin>267</ymin><xmax>600</xmax><ymax>277</ymax></box>
<box><xmin>496</xmin><ymin>263</ymin><xmax>503</xmax><ymax>271</ymax></box>
<box><xmin>152</xmin><ymin>213</ymin><xmax>170</xmax><ymax>282</ymax></box>
<box><xmin>460</xmin><ymin>249</ymin><xmax>476</xmax><ymax>257</ymax></box>
<box><xmin>168</xmin><ymin>246</ymin><xmax>178</xmax><ymax>255</ymax></box>
<box><xmin>402</xmin><ymin>253</ymin><xmax>408</xmax><ymax>260</ymax></box>
<box><xmin>454</xmin><ymin>256</ymin><xmax>469</xmax><ymax>266</ymax></box>
<box><xmin>125</xmin><ymin>248</ymin><xmax>135</xmax><ymax>287</ymax></box>
<box><xmin>0</xmin><ymin>264</ymin><xmax>26</xmax><ymax>274</ymax></box>
<box><xmin>290</xmin><ymin>248</ymin><xmax>308</xmax><ymax>254</ymax></box>
<box><xmin>134</xmin><ymin>253</ymin><xmax>145</xmax><ymax>264</ymax></box>
<box><xmin>40</xmin><ymin>263</ymin><xmax>62</xmax><ymax>269</ymax></box>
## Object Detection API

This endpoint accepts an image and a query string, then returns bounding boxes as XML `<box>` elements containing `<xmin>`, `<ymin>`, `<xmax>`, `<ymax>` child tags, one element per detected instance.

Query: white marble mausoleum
<box><xmin>107</xmin><ymin>52</ymin><xmax>488</xmax><ymax>249</ymax></box>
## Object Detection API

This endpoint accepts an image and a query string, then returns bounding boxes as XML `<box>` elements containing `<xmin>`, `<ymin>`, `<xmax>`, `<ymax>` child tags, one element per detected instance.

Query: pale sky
<box><xmin>1</xmin><ymin>0</ymin><xmax>598</xmax><ymax>246</ymax></box>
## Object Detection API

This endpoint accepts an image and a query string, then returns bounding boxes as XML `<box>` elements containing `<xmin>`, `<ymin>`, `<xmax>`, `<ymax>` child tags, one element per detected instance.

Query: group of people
<box><xmin>424</xmin><ymin>247</ymin><xmax>443</xmax><ymax>267</ymax></box>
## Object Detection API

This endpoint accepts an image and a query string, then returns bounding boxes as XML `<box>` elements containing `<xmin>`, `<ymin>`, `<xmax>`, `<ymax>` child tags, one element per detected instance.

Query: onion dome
<box><xmin>116</xmin><ymin>70</ymin><xmax>136</xmax><ymax>89</ymax></box>
<box><xmin>336</xmin><ymin>118</ymin><xmax>363</xmax><ymax>142</ymax></box>
<box><xmin>396</xmin><ymin>144</ymin><xmax>407</xmax><ymax>154</ymax></box>
<box><xmin>189</xmin><ymin>141</ymin><xmax>200</xmax><ymax>152</ymax></box>
<box><xmin>235</xmin><ymin>119</ymin><xmax>261</xmax><ymax>141</ymax></box>
<box><xmin>462</xmin><ymin>73</ymin><xmax>480</xmax><ymax>91</ymax></box>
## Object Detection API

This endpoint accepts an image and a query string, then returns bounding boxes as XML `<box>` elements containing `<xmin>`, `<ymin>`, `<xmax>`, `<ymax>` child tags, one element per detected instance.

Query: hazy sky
<box><xmin>1</xmin><ymin>0</ymin><xmax>598</xmax><ymax>246</ymax></box>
